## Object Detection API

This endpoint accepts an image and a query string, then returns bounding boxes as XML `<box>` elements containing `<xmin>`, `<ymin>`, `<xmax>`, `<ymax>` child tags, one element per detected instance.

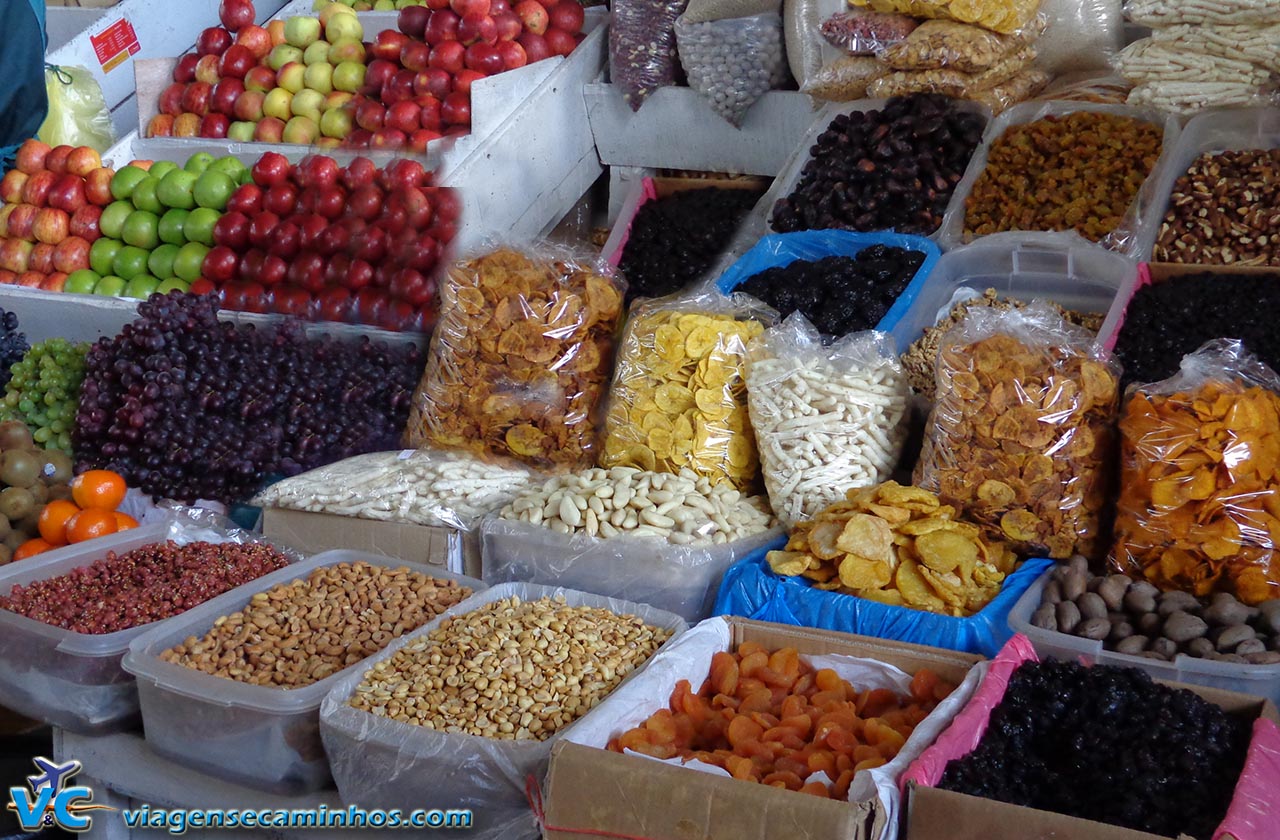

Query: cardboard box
<box><xmin>905</xmin><ymin>681</ymin><xmax>1280</xmax><ymax>840</ymax></box>
<box><xmin>261</xmin><ymin>507</ymin><xmax>480</xmax><ymax>579</ymax></box>
<box><xmin>543</xmin><ymin>618</ymin><xmax>982</xmax><ymax>840</ymax></box>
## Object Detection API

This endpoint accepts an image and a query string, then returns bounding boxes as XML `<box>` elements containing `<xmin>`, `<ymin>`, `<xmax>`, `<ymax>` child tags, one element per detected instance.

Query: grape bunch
<box><xmin>0</xmin><ymin>338</ymin><xmax>89</xmax><ymax>454</ymax></box>
<box><xmin>0</xmin><ymin>308</ymin><xmax>30</xmax><ymax>390</ymax></box>
<box><xmin>73</xmin><ymin>293</ymin><xmax>424</xmax><ymax>504</ymax></box>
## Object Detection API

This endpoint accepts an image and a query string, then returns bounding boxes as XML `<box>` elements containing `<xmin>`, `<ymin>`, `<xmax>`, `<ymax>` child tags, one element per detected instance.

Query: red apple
<box><xmin>236</xmin><ymin>24</ymin><xmax>273</xmax><ymax>59</ymax></box>
<box><xmin>429</xmin><ymin>41</ymin><xmax>466</xmax><ymax>74</ymax></box>
<box><xmin>548</xmin><ymin>1</ymin><xmax>584</xmax><ymax>34</ymax></box>
<box><xmin>348</xmin><ymin>184</ymin><xmax>384</xmax><ymax>221</ymax></box>
<box><xmin>174</xmin><ymin>53</ymin><xmax>201</xmax><ymax>84</ymax></box>
<box><xmin>69</xmin><ymin>205</ymin><xmax>102</xmax><ymax>241</ymax></box>
<box><xmin>0</xmin><ymin>171</ymin><xmax>27</xmax><ymax>204</ymax></box>
<box><xmin>253</xmin><ymin>116</ymin><xmax>286</xmax><ymax>142</ymax></box>
<box><xmin>363</xmin><ymin>59</ymin><xmax>398</xmax><ymax>94</ymax></box>
<box><xmin>405</xmin><ymin>233</ymin><xmax>441</xmax><ymax>272</ymax></box>
<box><xmin>313</xmin><ymin>185</ymin><xmax>347</xmax><ymax>220</ymax></box>
<box><xmin>219</xmin><ymin>0</ymin><xmax>255</xmax><ymax>32</ymax></box>
<box><xmin>14</xmin><ymin>140</ymin><xmax>50</xmax><ymax>175</ymax></box>
<box><xmin>234</xmin><ymin>89</ymin><xmax>266</xmax><ymax>121</ymax></box>
<box><xmin>264</xmin><ymin>183</ymin><xmax>298</xmax><ymax>216</ymax></box>
<box><xmin>451</xmin><ymin>0</ymin><xmax>490</xmax><ymax>16</ymax></box>
<box><xmin>248</xmin><ymin>212</ymin><xmax>279</xmax><ymax>248</ymax></box>
<box><xmin>302</xmin><ymin>154</ymin><xmax>341</xmax><ymax>190</ymax></box>
<box><xmin>324</xmin><ymin>253</ymin><xmax>351</xmax><ymax>286</ymax></box>
<box><xmin>159</xmin><ymin>82</ymin><xmax>187</xmax><ymax>116</ymax></box>
<box><xmin>355</xmin><ymin>100</ymin><xmax>386</xmax><ymax>132</ymax></box>
<box><xmin>424</xmin><ymin>10</ymin><xmax>460</xmax><ymax>44</ymax></box>
<box><xmin>355</xmin><ymin>288</ymin><xmax>389</xmax><ymax>325</ymax></box>
<box><xmin>16</xmin><ymin>272</ymin><xmax>43</xmax><ymax>289</ymax></box>
<box><xmin>204</xmin><ymin>245</ymin><xmax>240</xmax><ymax>282</ymax></box>
<box><xmin>414</xmin><ymin>94</ymin><xmax>443</xmax><ymax>130</ymax></box>
<box><xmin>197</xmin><ymin>26</ymin><xmax>233</xmax><ymax>56</ymax></box>
<box><xmin>496</xmin><ymin>40</ymin><xmax>527</xmax><ymax>70</ymax></box>
<box><xmin>491</xmin><ymin>0</ymin><xmax>511</xmax><ymax>12</ymax></box>
<box><xmin>52</xmin><ymin>236</ymin><xmax>91</xmax><ymax>273</ymax></box>
<box><xmin>414</xmin><ymin>68</ymin><xmax>452</xmax><ymax>99</ymax></box>
<box><xmin>371</xmin><ymin>128</ymin><xmax>408</xmax><ymax>149</ymax></box>
<box><xmin>244</xmin><ymin>65</ymin><xmax>276</xmax><ymax>93</ymax></box>
<box><xmin>200</xmin><ymin>113</ymin><xmax>231</xmax><ymax>138</ymax></box>
<box><xmin>259</xmin><ymin>254</ymin><xmax>288</xmax><ymax>287</ymax></box>
<box><xmin>7</xmin><ymin>206</ymin><xmax>37</xmax><ymax>241</ymax></box>
<box><xmin>252</xmin><ymin>152</ymin><xmax>291</xmax><ymax>188</ymax></box>
<box><xmin>212</xmin><ymin>78</ymin><xmax>246</xmax><ymax>115</ymax></box>
<box><xmin>371</xmin><ymin>30</ymin><xmax>411</xmax><ymax>62</ymax></box>
<box><xmin>0</xmin><ymin>240</ymin><xmax>33</xmax><ymax>273</ymax></box>
<box><xmin>345</xmin><ymin>128</ymin><xmax>374</xmax><ymax>148</ymax></box>
<box><xmin>189</xmin><ymin>278</ymin><xmax>217</xmax><ymax>296</ymax></box>
<box><xmin>339</xmin><ymin>158</ymin><xmax>375</xmax><ymax>192</ymax></box>
<box><xmin>398</xmin><ymin>5</ymin><xmax>430</xmax><ymax>38</ymax></box>
<box><xmin>391</xmin><ymin>267</ymin><xmax>433</xmax><ymax>305</ymax></box>
<box><xmin>82</xmin><ymin>169</ymin><xmax>113</xmax><ymax>208</ymax></box>
<box><xmin>175</xmin><ymin>112</ymin><xmax>204</xmax><ymax>137</ymax></box>
<box><xmin>195</xmin><ymin>54</ymin><xmax>222</xmax><ymax>84</ymax></box>
<box><xmin>449</xmin><ymin>69</ymin><xmax>481</xmax><ymax>94</ymax></box>
<box><xmin>29</xmin><ymin>243</ymin><xmax>54</xmax><ymax>275</ymax></box>
<box><xmin>344</xmin><ymin>259</ymin><xmax>374</xmax><ymax>291</ymax></box>
<box><xmin>41</xmin><ymin>273</ymin><xmax>68</xmax><ymax>293</ymax></box>
<box><xmin>515</xmin><ymin>0</ymin><xmax>548</xmax><ymax>35</ymax></box>
<box><xmin>545</xmin><ymin>26</ymin><xmax>576</xmax><ymax>56</ymax></box>
<box><xmin>493</xmin><ymin>11</ymin><xmax>522</xmax><ymax>41</ymax></box>
<box><xmin>45</xmin><ymin>146</ymin><xmax>73</xmax><ymax>174</ymax></box>
<box><xmin>316</xmin><ymin>222</ymin><xmax>351</xmax><ymax>255</ymax></box>
<box><xmin>236</xmin><ymin>249</ymin><xmax>265</xmax><ymax>283</ymax></box>
<box><xmin>382</xmin><ymin>70</ymin><xmax>417</xmax><ymax>105</ymax></box>
<box><xmin>465</xmin><ymin>42</ymin><xmax>503</xmax><ymax>75</ymax></box>
<box><xmin>32</xmin><ymin>207</ymin><xmax>70</xmax><ymax>245</ymax></box>
<box><xmin>47</xmin><ymin>174</ymin><xmax>87</xmax><ymax>214</ymax></box>
<box><xmin>459</xmin><ymin>13</ymin><xmax>497</xmax><ymax>45</ymax></box>
<box><xmin>288</xmin><ymin>251</ymin><xmax>325</xmax><ymax>292</ymax></box>
<box><xmin>0</xmin><ymin>270</ymin><xmax>14</xmax><ymax>286</ymax></box>
<box><xmin>387</xmin><ymin>159</ymin><xmax>429</xmax><ymax>191</ymax></box>
<box><xmin>386</xmin><ymin>100</ymin><xmax>421</xmax><ymax>134</ymax></box>
<box><xmin>182</xmin><ymin>81</ymin><xmax>214</xmax><ymax>116</ymax></box>
<box><xmin>213</xmin><ymin>211</ymin><xmax>251</xmax><ymax>250</ymax></box>
<box><xmin>65</xmin><ymin>146</ymin><xmax>101</xmax><ymax>177</ymax></box>
<box><xmin>432</xmin><ymin>186</ymin><xmax>461</xmax><ymax>221</ymax></box>
<box><xmin>400</xmin><ymin>41</ymin><xmax>431</xmax><ymax>72</ymax></box>
<box><xmin>21</xmin><ymin>171</ymin><xmax>56</xmax><ymax>207</ymax></box>
<box><xmin>228</xmin><ymin>184</ymin><xmax>265</xmax><ymax>217</ymax></box>
<box><xmin>219</xmin><ymin>44</ymin><xmax>256</xmax><ymax>79</ymax></box>
<box><xmin>441</xmin><ymin>91</ymin><xmax>471</xmax><ymax>126</ymax></box>
<box><xmin>408</xmin><ymin>129</ymin><xmax>442</xmax><ymax>152</ymax></box>
<box><xmin>517</xmin><ymin>31</ymin><xmax>551</xmax><ymax>62</ymax></box>
<box><xmin>147</xmin><ymin>114</ymin><xmax>176</xmax><ymax>138</ymax></box>
<box><xmin>296</xmin><ymin>214</ymin><xmax>327</xmax><ymax>250</ymax></box>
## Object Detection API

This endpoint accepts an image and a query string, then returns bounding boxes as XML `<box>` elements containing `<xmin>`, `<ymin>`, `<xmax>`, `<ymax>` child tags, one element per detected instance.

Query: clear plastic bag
<box><xmin>878</xmin><ymin>17</ymin><xmax>1045</xmax><ymax>73</ymax></box>
<box><xmin>1115</xmin><ymin>39</ymin><xmax>1274</xmax><ymax>88</ymax></box>
<box><xmin>1035</xmin><ymin>71</ymin><xmax>1132</xmax><ymax>104</ymax></box>
<box><xmin>1110</xmin><ymin>339</ymin><xmax>1280</xmax><ymax>606</ymax></box>
<box><xmin>404</xmin><ymin>246</ymin><xmax>625</xmax><ymax>471</ymax></box>
<box><xmin>849</xmin><ymin>0</ymin><xmax>1040</xmax><ymax>34</ymax></box>
<box><xmin>785</xmin><ymin>0</ymin><xmax>853</xmax><ymax>90</ymax></box>
<box><xmin>1034</xmin><ymin>0</ymin><xmax>1122</xmax><ymax>75</ymax></box>
<box><xmin>914</xmin><ymin>301</ymin><xmax>1121</xmax><ymax>560</ymax></box>
<box><xmin>800</xmin><ymin>55</ymin><xmax>886</xmax><ymax>100</ymax></box>
<box><xmin>745</xmin><ymin>314</ymin><xmax>909</xmax><ymax>527</ymax></box>
<box><xmin>968</xmin><ymin>67</ymin><xmax>1052</xmax><ymax>114</ymax></box>
<box><xmin>610</xmin><ymin>0</ymin><xmax>690</xmax><ymax>111</ymax></box>
<box><xmin>867</xmin><ymin>45</ymin><xmax>1037</xmax><ymax>98</ymax></box>
<box><xmin>250</xmin><ymin>450</ymin><xmax>538</xmax><ymax>531</ymax></box>
<box><xmin>820</xmin><ymin>8</ymin><xmax>919</xmax><ymax>54</ymax></box>
<box><xmin>37</xmin><ymin>65</ymin><xmax>115</xmax><ymax>153</ymax></box>
<box><xmin>1126</xmin><ymin>82</ymin><xmax>1280</xmax><ymax>116</ymax></box>
<box><xmin>599</xmin><ymin>291</ymin><xmax>773</xmax><ymax>490</ymax></box>
<box><xmin>1125</xmin><ymin>0</ymin><xmax>1280</xmax><ymax>26</ymax></box>
<box><xmin>1148</xmin><ymin>22</ymin><xmax>1280</xmax><ymax>74</ymax></box>
<box><xmin>675</xmin><ymin>12</ymin><xmax>789</xmax><ymax>127</ymax></box>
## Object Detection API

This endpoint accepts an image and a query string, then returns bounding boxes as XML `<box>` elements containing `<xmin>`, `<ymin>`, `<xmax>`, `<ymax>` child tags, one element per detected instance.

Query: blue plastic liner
<box><xmin>712</xmin><ymin>539</ymin><xmax>1054</xmax><ymax>657</ymax></box>
<box><xmin>714</xmin><ymin>231</ymin><xmax>941</xmax><ymax>353</ymax></box>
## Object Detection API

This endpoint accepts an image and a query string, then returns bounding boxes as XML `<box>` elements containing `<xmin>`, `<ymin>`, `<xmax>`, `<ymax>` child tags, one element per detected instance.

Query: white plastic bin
<box><xmin>0</xmin><ymin>520</ymin><xmax>294</xmax><ymax>734</ymax></box>
<box><xmin>319</xmin><ymin>582</ymin><xmax>688</xmax><ymax>839</ymax></box>
<box><xmin>1008</xmin><ymin>569</ymin><xmax>1280</xmax><ymax>705</ymax></box>
<box><xmin>123</xmin><ymin>549</ymin><xmax>484</xmax><ymax>794</ymax></box>
<box><xmin>885</xmin><ymin>231</ymin><xmax>1137</xmax><ymax>354</ymax></box>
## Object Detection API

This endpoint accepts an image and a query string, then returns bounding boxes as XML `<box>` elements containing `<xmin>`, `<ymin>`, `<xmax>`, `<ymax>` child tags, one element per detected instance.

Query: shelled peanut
<box><xmin>160</xmin><ymin>562</ymin><xmax>471</xmax><ymax>688</ymax></box>
<box><xmin>349</xmin><ymin>596</ymin><xmax>674</xmax><ymax>740</ymax></box>
<box><xmin>608</xmin><ymin>643</ymin><xmax>956</xmax><ymax>798</ymax></box>
<box><xmin>1153</xmin><ymin>149</ymin><xmax>1280</xmax><ymax>266</ymax></box>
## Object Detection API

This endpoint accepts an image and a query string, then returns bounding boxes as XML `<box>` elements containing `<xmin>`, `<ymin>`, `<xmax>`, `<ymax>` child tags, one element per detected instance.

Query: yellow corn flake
<box><xmin>915</xmin><ymin>529</ymin><xmax>980</xmax><ymax>573</ymax></box>
<box><xmin>766</xmin><ymin>550</ymin><xmax>812</xmax><ymax>577</ymax></box>
<box><xmin>835</xmin><ymin>513</ymin><xmax>895</xmax><ymax>563</ymax></box>
<box><xmin>838</xmin><ymin>555</ymin><xmax>893</xmax><ymax>590</ymax></box>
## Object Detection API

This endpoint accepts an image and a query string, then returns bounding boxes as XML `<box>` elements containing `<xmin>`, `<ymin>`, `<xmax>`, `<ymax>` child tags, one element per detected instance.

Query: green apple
<box><xmin>209</xmin><ymin>155</ymin><xmax>248</xmax><ymax>182</ymax></box>
<box><xmin>291</xmin><ymin>88</ymin><xmax>325</xmax><ymax>123</ymax></box>
<box><xmin>325</xmin><ymin>11</ymin><xmax>362</xmax><ymax>42</ymax></box>
<box><xmin>328</xmin><ymin>39</ymin><xmax>365</xmax><ymax>65</ymax></box>
<box><xmin>89</xmin><ymin>238</ymin><xmax>122</xmax><ymax>275</ymax></box>
<box><xmin>304</xmin><ymin>62</ymin><xmax>334</xmax><ymax>94</ymax></box>
<box><xmin>124</xmin><ymin>274</ymin><xmax>161</xmax><ymax>299</ymax></box>
<box><xmin>109</xmin><ymin>166</ymin><xmax>149</xmax><ymax>201</ymax></box>
<box><xmin>173</xmin><ymin>242</ymin><xmax>209</xmax><ymax>283</ymax></box>
<box><xmin>282</xmin><ymin>116</ymin><xmax>320</xmax><ymax>145</ymax></box>
<box><xmin>157</xmin><ymin>278</ymin><xmax>190</xmax><ymax>294</ymax></box>
<box><xmin>130</xmin><ymin>177</ymin><xmax>164</xmax><ymax>215</ymax></box>
<box><xmin>373</xmin><ymin>0</ymin><xmax>394</xmax><ymax>9</ymax></box>
<box><xmin>149</xmin><ymin>160</ymin><xmax>180</xmax><ymax>182</ymax></box>
<box><xmin>183</xmin><ymin>207</ymin><xmax>220</xmax><ymax>247</ymax></box>
<box><xmin>332</xmin><ymin>60</ymin><xmax>366</xmax><ymax>93</ymax></box>
<box><xmin>148</xmin><ymin>243</ymin><xmax>181</xmax><ymax>279</ymax></box>
<box><xmin>228</xmin><ymin>121</ymin><xmax>257</xmax><ymax>142</ymax></box>
<box><xmin>99</xmin><ymin>201</ymin><xmax>134</xmax><ymax>240</ymax></box>
<box><xmin>277</xmin><ymin>61</ymin><xmax>306</xmax><ymax>94</ymax></box>
<box><xmin>93</xmin><ymin>275</ymin><xmax>126</xmax><ymax>297</ymax></box>
<box><xmin>303</xmin><ymin>40</ymin><xmax>331</xmax><ymax>65</ymax></box>
<box><xmin>284</xmin><ymin>15</ymin><xmax>322</xmax><ymax>48</ymax></box>
<box><xmin>158</xmin><ymin>208</ymin><xmax>190</xmax><ymax>246</ymax></box>
<box><xmin>193</xmin><ymin>170</ymin><xmax>236</xmax><ymax>210</ymax></box>
<box><xmin>121</xmin><ymin>210</ymin><xmax>161</xmax><ymax>250</ymax></box>
<box><xmin>157</xmin><ymin>170</ymin><xmax>198</xmax><ymax>210</ymax></box>
<box><xmin>263</xmin><ymin>88</ymin><xmax>294</xmax><ymax>121</ymax></box>
<box><xmin>111</xmin><ymin>245</ymin><xmax>150</xmax><ymax>281</ymax></box>
<box><xmin>268</xmin><ymin>44</ymin><xmax>304</xmax><ymax>71</ymax></box>
<box><xmin>64</xmin><ymin>269</ymin><xmax>99</xmax><ymax>295</ymax></box>
<box><xmin>320</xmin><ymin>107</ymin><xmax>354</xmax><ymax>139</ymax></box>
<box><xmin>184</xmin><ymin>152</ymin><xmax>215</xmax><ymax>174</ymax></box>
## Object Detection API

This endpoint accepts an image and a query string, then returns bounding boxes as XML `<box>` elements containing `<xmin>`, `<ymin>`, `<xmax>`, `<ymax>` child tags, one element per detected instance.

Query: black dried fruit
<box><xmin>734</xmin><ymin>244</ymin><xmax>924</xmax><ymax>336</ymax></box>
<box><xmin>937</xmin><ymin>660</ymin><xmax>1251</xmax><ymax>840</ymax></box>
<box><xmin>619</xmin><ymin>187</ymin><xmax>761</xmax><ymax>304</ymax></box>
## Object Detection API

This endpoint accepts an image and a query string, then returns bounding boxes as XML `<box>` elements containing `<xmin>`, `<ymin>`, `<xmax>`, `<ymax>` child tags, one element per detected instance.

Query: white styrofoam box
<box><xmin>47</xmin><ymin>7</ymin><xmax>108</xmax><ymax>53</ymax></box>
<box><xmin>46</xmin><ymin>0</ymin><xmax>292</xmax><ymax>144</ymax></box>
<box><xmin>1008</xmin><ymin>569</ymin><xmax>1280</xmax><ymax>707</ymax></box>
<box><xmin>884</xmin><ymin>231</ymin><xmax>1137</xmax><ymax>354</ymax></box>
<box><xmin>319</xmin><ymin>582</ymin><xmax>688</xmax><ymax>839</ymax></box>
<box><xmin>0</xmin><ymin>520</ymin><xmax>298</xmax><ymax>735</ymax></box>
<box><xmin>586</xmin><ymin>85</ymin><xmax>818</xmax><ymax>177</ymax></box>
<box><xmin>123</xmin><ymin>550</ymin><xmax>484</xmax><ymax>794</ymax></box>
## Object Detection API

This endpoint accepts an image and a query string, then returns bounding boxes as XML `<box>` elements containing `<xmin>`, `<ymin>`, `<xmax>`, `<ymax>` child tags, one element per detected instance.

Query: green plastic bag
<box><xmin>38</xmin><ymin>65</ymin><xmax>115</xmax><ymax>153</ymax></box>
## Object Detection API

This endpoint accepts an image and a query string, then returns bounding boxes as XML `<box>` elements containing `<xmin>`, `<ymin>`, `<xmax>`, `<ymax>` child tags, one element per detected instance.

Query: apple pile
<box><xmin>0</xmin><ymin>140</ymin><xmax>112</xmax><ymax>293</ymax></box>
<box><xmin>147</xmin><ymin>0</ymin><xmax>586</xmax><ymax>151</ymax></box>
<box><xmin>188</xmin><ymin>151</ymin><xmax>458</xmax><ymax>331</ymax></box>
<box><xmin>68</xmin><ymin>153</ymin><xmax>251</xmax><ymax>301</ymax></box>
<box><xmin>323</xmin><ymin>0</ymin><xmax>426</xmax><ymax>9</ymax></box>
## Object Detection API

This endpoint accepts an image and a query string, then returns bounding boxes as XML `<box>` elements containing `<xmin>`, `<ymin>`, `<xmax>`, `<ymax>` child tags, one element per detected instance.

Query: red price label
<box><xmin>90</xmin><ymin>18</ymin><xmax>141</xmax><ymax>73</ymax></box>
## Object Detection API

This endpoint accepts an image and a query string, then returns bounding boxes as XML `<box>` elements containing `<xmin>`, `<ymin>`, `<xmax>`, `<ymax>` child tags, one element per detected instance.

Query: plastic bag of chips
<box><xmin>599</xmin><ymin>291</ymin><xmax>774</xmax><ymax>490</ymax></box>
<box><xmin>1111</xmin><ymin>339</ymin><xmax>1280</xmax><ymax>605</ymax></box>
<box><xmin>405</xmin><ymin>246</ymin><xmax>625</xmax><ymax>470</ymax></box>
<box><xmin>849</xmin><ymin>0</ymin><xmax>1040</xmax><ymax>35</ymax></box>
<box><xmin>915</xmin><ymin>301</ymin><xmax>1121</xmax><ymax>561</ymax></box>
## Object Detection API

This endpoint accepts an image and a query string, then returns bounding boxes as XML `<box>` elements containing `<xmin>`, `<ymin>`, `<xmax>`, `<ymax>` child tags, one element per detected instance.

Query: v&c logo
<box><xmin>7</xmin><ymin>756</ymin><xmax>116</xmax><ymax>833</ymax></box>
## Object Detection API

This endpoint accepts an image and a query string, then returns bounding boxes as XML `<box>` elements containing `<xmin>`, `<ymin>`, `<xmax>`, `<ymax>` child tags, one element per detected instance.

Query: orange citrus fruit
<box><xmin>37</xmin><ymin>500</ymin><xmax>81</xmax><ymax>546</ymax></box>
<box><xmin>66</xmin><ymin>508</ymin><xmax>119</xmax><ymax>544</ymax></box>
<box><xmin>113</xmin><ymin>512</ymin><xmax>139</xmax><ymax>531</ymax></box>
<box><xmin>14</xmin><ymin>538</ymin><xmax>54</xmax><ymax>561</ymax></box>
<box><xmin>70</xmin><ymin>470</ymin><xmax>128</xmax><ymax>511</ymax></box>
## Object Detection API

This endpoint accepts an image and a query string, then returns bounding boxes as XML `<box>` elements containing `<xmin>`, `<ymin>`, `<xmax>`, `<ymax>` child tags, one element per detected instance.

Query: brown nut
<box><xmin>1056</xmin><ymin>601</ymin><xmax>1082</xmax><ymax>634</ymax></box>
<box><xmin>1077</xmin><ymin>592</ymin><xmax>1108</xmax><ymax>621</ymax></box>
<box><xmin>1031</xmin><ymin>603</ymin><xmax>1057</xmax><ymax>632</ymax></box>
<box><xmin>1115</xmin><ymin>635</ymin><xmax>1148</xmax><ymax>655</ymax></box>
<box><xmin>1075</xmin><ymin>618</ymin><xmax>1111</xmax><ymax>641</ymax></box>
<box><xmin>1162</xmin><ymin>611</ymin><xmax>1208</xmax><ymax>644</ymax></box>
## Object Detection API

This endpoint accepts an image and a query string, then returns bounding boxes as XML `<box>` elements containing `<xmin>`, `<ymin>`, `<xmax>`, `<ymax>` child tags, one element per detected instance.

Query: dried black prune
<box><xmin>735</xmin><ymin>244</ymin><xmax>924</xmax><ymax>336</ymax></box>
<box><xmin>770</xmin><ymin>94</ymin><xmax>984</xmax><ymax>236</ymax></box>
<box><xmin>937</xmin><ymin>660</ymin><xmax>1251</xmax><ymax>840</ymax></box>
<box><xmin>618</xmin><ymin>187</ymin><xmax>761</xmax><ymax>304</ymax></box>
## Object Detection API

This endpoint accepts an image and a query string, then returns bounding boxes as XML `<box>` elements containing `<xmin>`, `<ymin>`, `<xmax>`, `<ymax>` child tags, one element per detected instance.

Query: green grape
<box><xmin>0</xmin><ymin>338</ymin><xmax>90</xmax><ymax>454</ymax></box>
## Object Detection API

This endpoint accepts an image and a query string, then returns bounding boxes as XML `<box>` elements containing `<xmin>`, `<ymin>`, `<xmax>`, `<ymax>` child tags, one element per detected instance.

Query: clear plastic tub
<box><xmin>1007</xmin><ymin>568</ymin><xmax>1280</xmax><ymax>705</ymax></box>
<box><xmin>885</xmin><ymin>231</ymin><xmax>1136</xmax><ymax>354</ymax></box>
<box><xmin>123</xmin><ymin>550</ymin><xmax>484</xmax><ymax>795</ymax></box>
<box><xmin>0</xmin><ymin>520</ymin><xmax>294</xmax><ymax>735</ymax></box>
<box><xmin>319</xmin><ymin>582</ymin><xmax>688</xmax><ymax>839</ymax></box>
